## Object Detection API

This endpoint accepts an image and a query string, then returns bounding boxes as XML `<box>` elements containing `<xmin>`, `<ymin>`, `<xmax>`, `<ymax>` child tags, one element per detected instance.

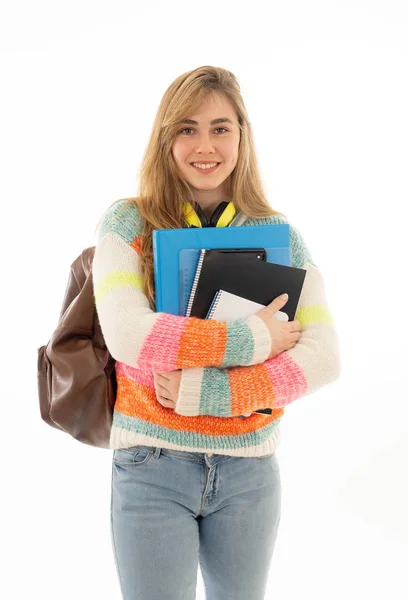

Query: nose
<box><xmin>193</xmin><ymin>132</ymin><xmax>216</xmax><ymax>153</ymax></box>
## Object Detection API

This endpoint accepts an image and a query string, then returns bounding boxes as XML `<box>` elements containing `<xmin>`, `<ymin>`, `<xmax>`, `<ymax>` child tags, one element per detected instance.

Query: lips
<box><xmin>190</xmin><ymin>162</ymin><xmax>221</xmax><ymax>166</ymax></box>
<box><xmin>190</xmin><ymin>163</ymin><xmax>221</xmax><ymax>174</ymax></box>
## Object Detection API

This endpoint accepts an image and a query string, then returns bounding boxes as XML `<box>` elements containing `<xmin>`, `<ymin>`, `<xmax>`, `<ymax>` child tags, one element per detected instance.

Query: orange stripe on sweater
<box><xmin>130</xmin><ymin>236</ymin><xmax>142</xmax><ymax>255</ymax></box>
<box><xmin>175</xmin><ymin>318</ymin><xmax>228</xmax><ymax>369</ymax></box>
<box><xmin>115</xmin><ymin>374</ymin><xmax>284</xmax><ymax>435</ymax></box>
<box><xmin>228</xmin><ymin>363</ymin><xmax>276</xmax><ymax>414</ymax></box>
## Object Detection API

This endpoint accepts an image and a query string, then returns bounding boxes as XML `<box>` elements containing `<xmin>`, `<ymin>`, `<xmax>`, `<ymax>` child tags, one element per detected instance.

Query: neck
<box><xmin>192</xmin><ymin>180</ymin><xmax>231</xmax><ymax>220</ymax></box>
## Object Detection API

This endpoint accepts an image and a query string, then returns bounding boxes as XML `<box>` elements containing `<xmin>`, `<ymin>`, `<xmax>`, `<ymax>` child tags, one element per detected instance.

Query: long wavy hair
<box><xmin>95</xmin><ymin>65</ymin><xmax>286</xmax><ymax>310</ymax></box>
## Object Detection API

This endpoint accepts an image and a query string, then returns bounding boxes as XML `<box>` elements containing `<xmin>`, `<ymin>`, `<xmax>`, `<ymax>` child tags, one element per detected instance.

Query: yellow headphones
<box><xmin>183</xmin><ymin>201</ymin><xmax>236</xmax><ymax>228</ymax></box>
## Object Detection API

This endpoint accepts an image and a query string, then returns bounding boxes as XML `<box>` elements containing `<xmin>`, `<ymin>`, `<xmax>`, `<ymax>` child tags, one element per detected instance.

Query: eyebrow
<box><xmin>180</xmin><ymin>117</ymin><xmax>234</xmax><ymax>126</ymax></box>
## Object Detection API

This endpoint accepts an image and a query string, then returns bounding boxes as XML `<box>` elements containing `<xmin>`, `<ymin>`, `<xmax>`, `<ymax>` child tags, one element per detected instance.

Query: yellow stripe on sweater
<box><xmin>295</xmin><ymin>304</ymin><xmax>334</xmax><ymax>327</ymax></box>
<box><xmin>94</xmin><ymin>270</ymin><xmax>144</xmax><ymax>303</ymax></box>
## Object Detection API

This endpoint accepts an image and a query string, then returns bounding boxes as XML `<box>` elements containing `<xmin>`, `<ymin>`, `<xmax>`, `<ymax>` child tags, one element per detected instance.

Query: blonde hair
<box><xmin>95</xmin><ymin>65</ymin><xmax>286</xmax><ymax>310</ymax></box>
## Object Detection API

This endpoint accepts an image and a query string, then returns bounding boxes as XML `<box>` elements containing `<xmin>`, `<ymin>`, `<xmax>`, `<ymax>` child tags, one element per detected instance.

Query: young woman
<box><xmin>92</xmin><ymin>65</ymin><xmax>341</xmax><ymax>600</ymax></box>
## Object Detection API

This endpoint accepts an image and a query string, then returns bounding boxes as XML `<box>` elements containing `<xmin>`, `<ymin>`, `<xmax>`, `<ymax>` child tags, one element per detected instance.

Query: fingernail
<box><xmin>280</xmin><ymin>293</ymin><xmax>288</xmax><ymax>300</ymax></box>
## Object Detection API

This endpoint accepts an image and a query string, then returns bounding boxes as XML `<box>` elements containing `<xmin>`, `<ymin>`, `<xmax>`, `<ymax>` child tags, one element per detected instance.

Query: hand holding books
<box><xmin>255</xmin><ymin>293</ymin><xmax>302</xmax><ymax>360</ymax></box>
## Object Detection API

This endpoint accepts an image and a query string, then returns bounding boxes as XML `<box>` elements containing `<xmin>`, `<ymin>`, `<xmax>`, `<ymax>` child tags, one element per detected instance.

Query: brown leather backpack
<box><xmin>37</xmin><ymin>246</ymin><xmax>117</xmax><ymax>448</ymax></box>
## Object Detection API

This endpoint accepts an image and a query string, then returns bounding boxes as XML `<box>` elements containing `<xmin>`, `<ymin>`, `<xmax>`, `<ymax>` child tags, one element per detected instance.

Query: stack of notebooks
<box><xmin>185</xmin><ymin>248</ymin><xmax>306</xmax><ymax>322</ymax></box>
<box><xmin>152</xmin><ymin>225</ymin><xmax>307</xmax><ymax>417</ymax></box>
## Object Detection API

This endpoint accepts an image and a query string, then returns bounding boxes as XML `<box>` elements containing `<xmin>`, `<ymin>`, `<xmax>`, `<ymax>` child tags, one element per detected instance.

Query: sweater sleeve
<box><xmin>174</xmin><ymin>220</ymin><xmax>341</xmax><ymax>417</ymax></box>
<box><xmin>92</xmin><ymin>200</ymin><xmax>272</xmax><ymax>372</ymax></box>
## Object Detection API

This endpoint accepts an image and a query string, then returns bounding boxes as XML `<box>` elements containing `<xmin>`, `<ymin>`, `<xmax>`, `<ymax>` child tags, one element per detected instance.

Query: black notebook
<box><xmin>185</xmin><ymin>250</ymin><xmax>307</xmax><ymax>321</ymax></box>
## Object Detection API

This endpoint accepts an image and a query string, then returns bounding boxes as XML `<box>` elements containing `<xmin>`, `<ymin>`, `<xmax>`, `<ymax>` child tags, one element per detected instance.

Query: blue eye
<box><xmin>179</xmin><ymin>127</ymin><xmax>228</xmax><ymax>135</ymax></box>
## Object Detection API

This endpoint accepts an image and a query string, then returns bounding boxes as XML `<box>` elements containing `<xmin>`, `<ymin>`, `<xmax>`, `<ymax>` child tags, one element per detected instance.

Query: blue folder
<box><xmin>153</xmin><ymin>224</ymin><xmax>291</xmax><ymax>316</ymax></box>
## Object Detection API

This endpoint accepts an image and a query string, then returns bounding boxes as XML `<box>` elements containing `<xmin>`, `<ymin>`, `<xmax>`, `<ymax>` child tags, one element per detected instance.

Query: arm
<box><xmin>174</xmin><ymin>223</ymin><xmax>341</xmax><ymax>417</ymax></box>
<box><xmin>92</xmin><ymin>200</ymin><xmax>272</xmax><ymax>372</ymax></box>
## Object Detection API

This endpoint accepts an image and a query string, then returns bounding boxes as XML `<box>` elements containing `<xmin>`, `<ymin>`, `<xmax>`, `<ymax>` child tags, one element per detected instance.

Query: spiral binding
<box><xmin>206</xmin><ymin>290</ymin><xmax>222</xmax><ymax>319</ymax></box>
<box><xmin>185</xmin><ymin>249</ymin><xmax>207</xmax><ymax>317</ymax></box>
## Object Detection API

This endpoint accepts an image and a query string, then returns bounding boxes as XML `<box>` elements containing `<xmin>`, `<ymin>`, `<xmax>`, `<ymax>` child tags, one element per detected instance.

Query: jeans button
<box><xmin>207</xmin><ymin>452</ymin><xmax>213</xmax><ymax>457</ymax></box>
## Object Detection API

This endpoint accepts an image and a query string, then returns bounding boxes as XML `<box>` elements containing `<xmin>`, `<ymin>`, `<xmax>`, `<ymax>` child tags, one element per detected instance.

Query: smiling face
<box><xmin>171</xmin><ymin>92</ymin><xmax>241</xmax><ymax>219</ymax></box>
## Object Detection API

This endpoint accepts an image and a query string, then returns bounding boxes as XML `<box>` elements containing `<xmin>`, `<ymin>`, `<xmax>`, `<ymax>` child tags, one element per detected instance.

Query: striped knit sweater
<box><xmin>92</xmin><ymin>199</ymin><xmax>341</xmax><ymax>457</ymax></box>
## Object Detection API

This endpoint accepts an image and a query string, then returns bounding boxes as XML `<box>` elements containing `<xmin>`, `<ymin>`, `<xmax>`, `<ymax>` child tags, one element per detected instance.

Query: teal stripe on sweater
<box><xmin>98</xmin><ymin>199</ymin><xmax>143</xmax><ymax>244</ymax></box>
<box><xmin>200</xmin><ymin>367</ymin><xmax>232</xmax><ymax>416</ymax></box>
<box><xmin>221</xmin><ymin>318</ymin><xmax>255</xmax><ymax>367</ymax></box>
<box><xmin>112</xmin><ymin>411</ymin><xmax>282</xmax><ymax>448</ymax></box>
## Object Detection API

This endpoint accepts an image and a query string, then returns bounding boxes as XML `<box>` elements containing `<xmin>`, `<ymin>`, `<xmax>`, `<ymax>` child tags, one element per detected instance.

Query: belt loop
<box><xmin>154</xmin><ymin>447</ymin><xmax>161</xmax><ymax>458</ymax></box>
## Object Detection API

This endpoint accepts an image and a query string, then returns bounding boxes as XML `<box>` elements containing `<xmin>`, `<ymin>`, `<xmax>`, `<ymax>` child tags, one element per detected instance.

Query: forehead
<box><xmin>184</xmin><ymin>93</ymin><xmax>236</xmax><ymax>123</ymax></box>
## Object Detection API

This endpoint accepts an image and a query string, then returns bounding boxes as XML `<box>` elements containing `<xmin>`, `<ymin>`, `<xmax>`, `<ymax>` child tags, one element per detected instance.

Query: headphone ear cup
<box><xmin>193</xmin><ymin>203</ymin><xmax>209</xmax><ymax>227</ymax></box>
<box><xmin>216</xmin><ymin>201</ymin><xmax>236</xmax><ymax>227</ymax></box>
<box><xmin>209</xmin><ymin>201</ymin><xmax>229</xmax><ymax>227</ymax></box>
<box><xmin>183</xmin><ymin>202</ymin><xmax>205</xmax><ymax>227</ymax></box>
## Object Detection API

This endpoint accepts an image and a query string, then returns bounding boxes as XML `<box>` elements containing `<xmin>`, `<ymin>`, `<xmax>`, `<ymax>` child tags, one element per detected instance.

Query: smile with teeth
<box><xmin>191</xmin><ymin>162</ymin><xmax>220</xmax><ymax>170</ymax></box>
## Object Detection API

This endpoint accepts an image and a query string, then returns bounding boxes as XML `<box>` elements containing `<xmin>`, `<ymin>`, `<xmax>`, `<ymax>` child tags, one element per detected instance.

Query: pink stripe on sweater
<box><xmin>264</xmin><ymin>352</ymin><xmax>308</xmax><ymax>407</ymax></box>
<box><xmin>137</xmin><ymin>314</ymin><xmax>186</xmax><ymax>371</ymax></box>
<box><xmin>116</xmin><ymin>361</ymin><xmax>154</xmax><ymax>386</ymax></box>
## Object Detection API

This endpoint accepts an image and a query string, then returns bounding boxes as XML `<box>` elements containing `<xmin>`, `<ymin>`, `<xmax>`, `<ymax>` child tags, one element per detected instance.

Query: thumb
<box><xmin>267</xmin><ymin>293</ymin><xmax>289</xmax><ymax>312</ymax></box>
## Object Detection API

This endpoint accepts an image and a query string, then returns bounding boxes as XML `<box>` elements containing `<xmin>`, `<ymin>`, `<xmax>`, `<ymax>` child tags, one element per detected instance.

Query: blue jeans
<box><xmin>110</xmin><ymin>445</ymin><xmax>282</xmax><ymax>600</ymax></box>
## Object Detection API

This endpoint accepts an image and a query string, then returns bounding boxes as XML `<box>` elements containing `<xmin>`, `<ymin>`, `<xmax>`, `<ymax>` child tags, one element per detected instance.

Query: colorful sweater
<box><xmin>92</xmin><ymin>200</ymin><xmax>341</xmax><ymax>457</ymax></box>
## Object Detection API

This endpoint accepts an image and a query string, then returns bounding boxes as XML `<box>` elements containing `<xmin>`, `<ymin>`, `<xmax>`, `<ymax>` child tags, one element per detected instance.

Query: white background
<box><xmin>1</xmin><ymin>1</ymin><xmax>407</xmax><ymax>598</ymax></box>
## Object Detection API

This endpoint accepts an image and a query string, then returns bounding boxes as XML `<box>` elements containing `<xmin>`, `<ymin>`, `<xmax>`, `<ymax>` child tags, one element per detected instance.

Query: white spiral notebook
<box><xmin>206</xmin><ymin>289</ymin><xmax>289</xmax><ymax>322</ymax></box>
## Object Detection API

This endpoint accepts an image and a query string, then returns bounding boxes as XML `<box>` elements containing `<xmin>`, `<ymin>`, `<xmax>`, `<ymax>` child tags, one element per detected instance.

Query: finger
<box><xmin>157</xmin><ymin>395</ymin><xmax>168</xmax><ymax>405</ymax></box>
<box><xmin>267</xmin><ymin>294</ymin><xmax>289</xmax><ymax>311</ymax></box>
<box><xmin>155</xmin><ymin>378</ymin><xmax>168</xmax><ymax>390</ymax></box>
<box><xmin>156</xmin><ymin>372</ymin><xmax>172</xmax><ymax>384</ymax></box>
<box><xmin>156</xmin><ymin>383</ymin><xmax>170</xmax><ymax>397</ymax></box>
<box><xmin>286</xmin><ymin>319</ymin><xmax>301</xmax><ymax>332</ymax></box>
<box><xmin>157</xmin><ymin>371</ymin><xmax>170</xmax><ymax>381</ymax></box>
<box><xmin>289</xmin><ymin>330</ymin><xmax>301</xmax><ymax>342</ymax></box>
<box><xmin>157</xmin><ymin>371</ymin><xmax>173</xmax><ymax>380</ymax></box>
<box><xmin>158</xmin><ymin>396</ymin><xmax>175</xmax><ymax>408</ymax></box>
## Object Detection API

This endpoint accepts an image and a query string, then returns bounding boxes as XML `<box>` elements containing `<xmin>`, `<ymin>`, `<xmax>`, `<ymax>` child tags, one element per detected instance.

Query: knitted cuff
<box><xmin>244</xmin><ymin>314</ymin><xmax>272</xmax><ymax>365</ymax></box>
<box><xmin>175</xmin><ymin>367</ymin><xmax>204</xmax><ymax>416</ymax></box>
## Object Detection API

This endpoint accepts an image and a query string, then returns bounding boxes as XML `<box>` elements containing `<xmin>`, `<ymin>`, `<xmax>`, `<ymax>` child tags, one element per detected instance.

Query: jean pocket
<box><xmin>113</xmin><ymin>445</ymin><xmax>154</xmax><ymax>467</ymax></box>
